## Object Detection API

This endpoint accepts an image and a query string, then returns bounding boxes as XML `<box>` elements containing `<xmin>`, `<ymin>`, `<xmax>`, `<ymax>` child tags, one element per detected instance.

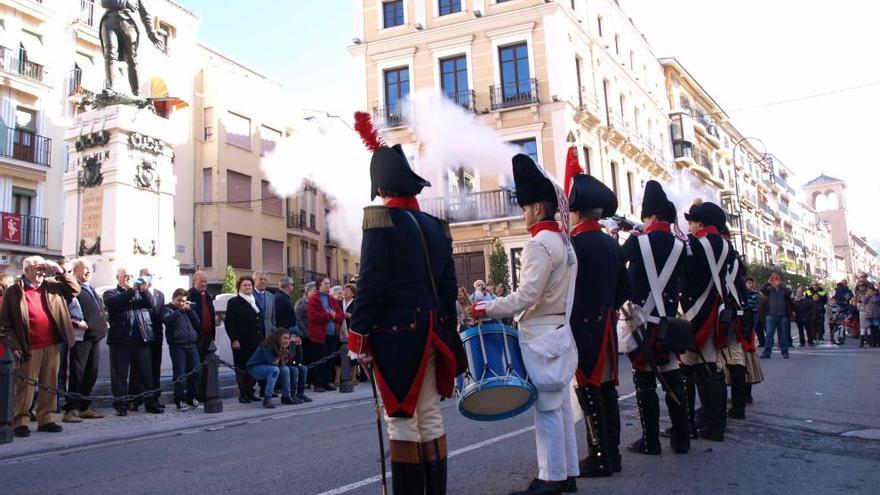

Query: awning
<box><xmin>19</xmin><ymin>30</ymin><xmax>47</xmax><ymax>66</ymax></box>
<box><xmin>75</xmin><ymin>51</ymin><xmax>103</xmax><ymax>93</ymax></box>
<box><xmin>0</xmin><ymin>19</ymin><xmax>17</xmax><ymax>51</ymax></box>
<box><xmin>150</xmin><ymin>77</ymin><xmax>189</xmax><ymax>110</ymax></box>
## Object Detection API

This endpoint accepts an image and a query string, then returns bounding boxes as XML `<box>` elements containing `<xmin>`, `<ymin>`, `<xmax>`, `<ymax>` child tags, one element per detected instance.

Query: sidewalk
<box><xmin>0</xmin><ymin>383</ymin><xmax>373</xmax><ymax>462</ymax></box>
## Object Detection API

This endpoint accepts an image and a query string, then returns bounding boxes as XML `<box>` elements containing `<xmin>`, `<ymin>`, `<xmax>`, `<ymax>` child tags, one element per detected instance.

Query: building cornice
<box><xmin>426</xmin><ymin>34</ymin><xmax>475</xmax><ymax>52</ymax></box>
<box><xmin>370</xmin><ymin>46</ymin><xmax>418</xmax><ymax>64</ymax></box>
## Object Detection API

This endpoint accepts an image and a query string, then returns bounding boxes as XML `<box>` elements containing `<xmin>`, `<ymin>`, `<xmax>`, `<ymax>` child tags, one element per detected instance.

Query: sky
<box><xmin>176</xmin><ymin>0</ymin><xmax>879</xmax><ymax>242</ymax></box>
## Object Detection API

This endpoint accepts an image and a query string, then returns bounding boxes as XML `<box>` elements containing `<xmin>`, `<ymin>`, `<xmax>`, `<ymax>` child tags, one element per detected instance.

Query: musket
<box><xmin>620</xmin><ymin>305</ymin><xmax>681</xmax><ymax>405</ymax></box>
<box><xmin>362</xmin><ymin>362</ymin><xmax>388</xmax><ymax>495</ymax></box>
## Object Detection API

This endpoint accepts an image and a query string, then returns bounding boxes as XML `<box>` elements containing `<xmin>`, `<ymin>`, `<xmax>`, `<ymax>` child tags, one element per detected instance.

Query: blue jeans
<box><xmin>287</xmin><ymin>364</ymin><xmax>307</xmax><ymax>396</ymax></box>
<box><xmin>170</xmin><ymin>345</ymin><xmax>200</xmax><ymax>401</ymax></box>
<box><xmin>763</xmin><ymin>315</ymin><xmax>790</xmax><ymax>356</ymax></box>
<box><xmin>248</xmin><ymin>364</ymin><xmax>290</xmax><ymax>398</ymax></box>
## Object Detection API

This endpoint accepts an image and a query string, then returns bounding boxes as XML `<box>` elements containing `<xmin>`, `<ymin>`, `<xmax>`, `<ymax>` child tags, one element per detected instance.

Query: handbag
<box><xmin>404</xmin><ymin>211</ymin><xmax>469</xmax><ymax>376</ymax></box>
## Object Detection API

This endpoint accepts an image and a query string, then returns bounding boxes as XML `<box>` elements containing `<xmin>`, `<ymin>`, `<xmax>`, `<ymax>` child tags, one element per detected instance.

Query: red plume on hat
<box><xmin>353</xmin><ymin>111</ymin><xmax>386</xmax><ymax>152</ymax></box>
<box><xmin>563</xmin><ymin>145</ymin><xmax>582</xmax><ymax>196</ymax></box>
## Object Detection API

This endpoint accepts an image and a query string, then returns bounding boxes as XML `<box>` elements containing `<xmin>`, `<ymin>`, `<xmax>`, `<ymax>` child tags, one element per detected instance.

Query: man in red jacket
<box><xmin>307</xmin><ymin>277</ymin><xmax>344</xmax><ymax>392</ymax></box>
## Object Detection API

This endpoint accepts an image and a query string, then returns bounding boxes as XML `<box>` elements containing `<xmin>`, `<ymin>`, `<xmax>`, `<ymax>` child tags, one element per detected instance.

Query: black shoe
<box><xmin>247</xmin><ymin>393</ymin><xmax>261</xmax><ymax>402</ymax></box>
<box><xmin>129</xmin><ymin>402</ymin><xmax>141</xmax><ymax>412</ymax></box>
<box><xmin>14</xmin><ymin>425</ymin><xmax>30</xmax><ymax>437</ymax></box>
<box><xmin>508</xmin><ymin>478</ymin><xmax>563</xmax><ymax>495</ymax></box>
<box><xmin>157</xmin><ymin>404</ymin><xmax>166</xmax><ymax>410</ymax></box>
<box><xmin>175</xmin><ymin>400</ymin><xmax>190</xmax><ymax>411</ymax></box>
<box><xmin>313</xmin><ymin>386</ymin><xmax>326</xmax><ymax>393</ymax></box>
<box><xmin>627</xmin><ymin>438</ymin><xmax>661</xmax><ymax>455</ymax></box>
<box><xmin>562</xmin><ymin>477</ymin><xmax>577</xmax><ymax>493</ymax></box>
<box><xmin>281</xmin><ymin>397</ymin><xmax>295</xmax><ymax>405</ymax></box>
<box><xmin>324</xmin><ymin>383</ymin><xmax>337</xmax><ymax>391</ymax></box>
<box><xmin>116</xmin><ymin>409</ymin><xmax>128</xmax><ymax>417</ymax></box>
<box><xmin>37</xmin><ymin>422</ymin><xmax>63</xmax><ymax>433</ymax></box>
<box><xmin>577</xmin><ymin>456</ymin><xmax>613</xmax><ymax>477</ymax></box>
<box><xmin>262</xmin><ymin>397</ymin><xmax>276</xmax><ymax>409</ymax></box>
<box><xmin>298</xmin><ymin>394</ymin><xmax>313</xmax><ymax>403</ymax></box>
<box><xmin>238</xmin><ymin>396</ymin><xmax>251</xmax><ymax>404</ymax></box>
<box><xmin>727</xmin><ymin>407</ymin><xmax>745</xmax><ymax>419</ymax></box>
<box><xmin>145</xmin><ymin>406</ymin><xmax>164</xmax><ymax>414</ymax></box>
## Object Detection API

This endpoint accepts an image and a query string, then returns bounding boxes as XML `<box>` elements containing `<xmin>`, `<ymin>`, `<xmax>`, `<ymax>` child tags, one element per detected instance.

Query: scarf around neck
<box><xmin>239</xmin><ymin>292</ymin><xmax>260</xmax><ymax>313</ymax></box>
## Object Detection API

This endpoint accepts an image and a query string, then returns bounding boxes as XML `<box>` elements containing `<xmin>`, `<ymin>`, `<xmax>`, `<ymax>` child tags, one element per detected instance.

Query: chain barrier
<box><xmin>217</xmin><ymin>349</ymin><xmax>342</xmax><ymax>375</ymax></box>
<box><xmin>13</xmin><ymin>349</ymin><xmax>344</xmax><ymax>404</ymax></box>
<box><xmin>14</xmin><ymin>362</ymin><xmax>205</xmax><ymax>404</ymax></box>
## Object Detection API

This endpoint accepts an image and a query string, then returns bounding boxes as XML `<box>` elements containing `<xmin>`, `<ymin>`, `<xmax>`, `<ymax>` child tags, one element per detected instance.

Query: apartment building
<box><xmin>351</xmin><ymin>0</ymin><xmax>671</xmax><ymax>288</ymax></box>
<box><xmin>1</xmin><ymin>0</ymin><xmax>358</xmax><ymax>287</ymax></box>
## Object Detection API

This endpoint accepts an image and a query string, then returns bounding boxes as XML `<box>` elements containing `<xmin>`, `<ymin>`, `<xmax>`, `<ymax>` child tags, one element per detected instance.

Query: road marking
<box><xmin>315</xmin><ymin>391</ymin><xmax>637</xmax><ymax>495</ymax></box>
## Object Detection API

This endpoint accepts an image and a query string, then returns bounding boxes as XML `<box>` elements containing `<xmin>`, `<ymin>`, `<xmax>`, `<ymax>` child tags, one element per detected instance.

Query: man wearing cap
<box><xmin>680</xmin><ymin>199</ymin><xmax>735</xmax><ymax>441</ymax></box>
<box><xmin>620</xmin><ymin>181</ymin><xmax>690</xmax><ymax>455</ymax></box>
<box><xmin>566</xmin><ymin>173</ymin><xmax>630</xmax><ymax>477</ymax></box>
<box><xmin>471</xmin><ymin>154</ymin><xmax>579</xmax><ymax>495</ymax></box>
<box><xmin>349</xmin><ymin>113</ymin><xmax>459</xmax><ymax>495</ymax></box>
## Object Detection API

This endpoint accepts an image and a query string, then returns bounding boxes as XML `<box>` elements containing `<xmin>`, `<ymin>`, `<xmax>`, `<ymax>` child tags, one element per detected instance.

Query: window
<box><xmin>260</xmin><ymin>125</ymin><xmax>282</xmax><ymax>157</ymax></box>
<box><xmin>614</xmin><ymin>34</ymin><xmax>620</xmax><ymax>55</ymax></box>
<box><xmin>610</xmin><ymin>161</ymin><xmax>619</xmax><ymax>195</ymax></box>
<box><xmin>227</xmin><ymin>233</ymin><xmax>252</xmax><ymax>269</ymax></box>
<box><xmin>13</xmin><ymin>107</ymin><xmax>38</xmax><ymax>163</ymax></box>
<box><xmin>447</xmin><ymin>167</ymin><xmax>476</xmax><ymax>196</ymax></box>
<box><xmin>511</xmin><ymin>138</ymin><xmax>539</xmax><ymax>165</ymax></box>
<box><xmin>574</xmin><ymin>56</ymin><xmax>583</xmax><ymax>108</ymax></box>
<box><xmin>12</xmin><ymin>187</ymin><xmax>35</xmax><ymax>216</ymax></box>
<box><xmin>582</xmin><ymin>146</ymin><xmax>592</xmax><ymax>175</ymax></box>
<box><xmin>261</xmin><ymin>180</ymin><xmax>282</xmax><ymax>216</ymax></box>
<box><xmin>383</xmin><ymin>67</ymin><xmax>410</xmax><ymax>125</ymax></box>
<box><xmin>300</xmin><ymin>240</ymin><xmax>308</xmax><ymax>269</ymax></box>
<box><xmin>155</xmin><ymin>20</ymin><xmax>175</xmax><ymax>55</ymax></box>
<box><xmin>597</xmin><ymin>16</ymin><xmax>603</xmax><ymax>37</ymax></box>
<box><xmin>203</xmin><ymin>107</ymin><xmax>214</xmax><ymax>141</ymax></box>
<box><xmin>626</xmin><ymin>171</ymin><xmax>636</xmax><ymax>214</ymax></box>
<box><xmin>202</xmin><ymin>231</ymin><xmax>213</xmax><ymax>267</ymax></box>
<box><xmin>498</xmin><ymin>43</ymin><xmax>532</xmax><ymax>105</ymax></box>
<box><xmin>310</xmin><ymin>242</ymin><xmax>318</xmax><ymax>271</ymax></box>
<box><xmin>439</xmin><ymin>0</ymin><xmax>461</xmax><ymax>15</ymax></box>
<box><xmin>383</xmin><ymin>0</ymin><xmax>404</xmax><ymax>28</ymax></box>
<box><xmin>440</xmin><ymin>55</ymin><xmax>470</xmax><ymax>108</ymax></box>
<box><xmin>262</xmin><ymin>239</ymin><xmax>284</xmax><ymax>274</ymax></box>
<box><xmin>225</xmin><ymin>111</ymin><xmax>251</xmax><ymax>150</ymax></box>
<box><xmin>226</xmin><ymin>170</ymin><xmax>251</xmax><ymax>208</ymax></box>
<box><xmin>202</xmin><ymin>168</ymin><xmax>212</xmax><ymax>202</ymax></box>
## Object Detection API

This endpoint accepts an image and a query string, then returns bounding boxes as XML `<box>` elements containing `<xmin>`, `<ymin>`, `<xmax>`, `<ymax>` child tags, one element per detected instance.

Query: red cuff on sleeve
<box><xmin>348</xmin><ymin>330</ymin><xmax>368</xmax><ymax>355</ymax></box>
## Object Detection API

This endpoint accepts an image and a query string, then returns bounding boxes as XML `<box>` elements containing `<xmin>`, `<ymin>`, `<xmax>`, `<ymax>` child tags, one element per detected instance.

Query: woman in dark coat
<box><xmin>224</xmin><ymin>276</ymin><xmax>265</xmax><ymax>403</ymax></box>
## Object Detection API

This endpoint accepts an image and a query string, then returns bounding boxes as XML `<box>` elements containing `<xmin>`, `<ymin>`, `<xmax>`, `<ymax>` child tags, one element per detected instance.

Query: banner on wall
<box><xmin>1</xmin><ymin>212</ymin><xmax>22</xmax><ymax>244</ymax></box>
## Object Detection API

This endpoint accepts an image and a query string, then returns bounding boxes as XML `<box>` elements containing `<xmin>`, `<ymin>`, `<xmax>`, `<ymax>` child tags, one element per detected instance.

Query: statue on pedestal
<box><xmin>97</xmin><ymin>1</ymin><xmax>165</xmax><ymax>108</ymax></box>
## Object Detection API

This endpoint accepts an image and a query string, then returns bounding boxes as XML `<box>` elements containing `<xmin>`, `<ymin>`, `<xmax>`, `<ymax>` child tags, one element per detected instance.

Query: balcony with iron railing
<box><xmin>490</xmin><ymin>78</ymin><xmax>539</xmax><ymax>110</ymax></box>
<box><xmin>0</xmin><ymin>125</ymin><xmax>51</xmax><ymax>167</ymax></box>
<box><xmin>444</xmin><ymin>89</ymin><xmax>476</xmax><ymax>112</ymax></box>
<box><xmin>76</xmin><ymin>0</ymin><xmax>97</xmax><ymax>28</ymax></box>
<box><xmin>421</xmin><ymin>189</ymin><xmax>520</xmax><ymax>224</ymax></box>
<box><xmin>0</xmin><ymin>213</ymin><xmax>48</xmax><ymax>248</ymax></box>
<box><xmin>286</xmin><ymin>211</ymin><xmax>305</xmax><ymax>230</ymax></box>
<box><xmin>67</xmin><ymin>67</ymin><xmax>96</xmax><ymax>100</ymax></box>
<box><xmin>0</xmin><ymin>47</ymin><xmax>47</xmax><ymax>84</ymax></box>
<box><xmin>372</xmin><ymin>104</ymin><xmax>409</xmax><ymax>129</ymax></box>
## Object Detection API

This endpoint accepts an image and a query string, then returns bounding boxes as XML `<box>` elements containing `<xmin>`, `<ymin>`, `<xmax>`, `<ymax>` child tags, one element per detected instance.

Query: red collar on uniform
<box><xmin>571</xmin><ymin>219</ymin><xmax>602</xmax><ymax>237</ymax></box>
<box><xmin>645</xmin><ymin>221</ymin><xmax>671</xmax><ymax>234</ymax></box>
<box><xmin>529</xmin><ymin>221</ymin><xmax>560</xmax><ymax>237</ymax></box>
<box><xmin>695</xmin><ymin>226</ymin><xmax>720</xmax><ymax>238</ymax></box>
<box><xmin>386</xmin><ymin>197</ymin><xmax>420</xmax><ymax>211</ymax></box>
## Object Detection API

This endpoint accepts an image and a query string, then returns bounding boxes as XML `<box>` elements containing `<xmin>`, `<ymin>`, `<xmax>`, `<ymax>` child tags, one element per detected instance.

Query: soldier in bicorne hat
<box><xmin>349</xmin><ymin>113</ymin><xmax>459</xmax><ymax>495</ymax></box>
<box><xmin>471</xmin><ymin>154</ymin><xmax>580</xmax><ymax>495</ymax></box>
<box><xmin>619</xmin><ymin>181</ymin><xmax>690</xmax><ymax>455</ymax></box>
<box><xmin>566</xmin><ymin>173</ymin><xmax>631</xmax><ymax>477</ymax></box>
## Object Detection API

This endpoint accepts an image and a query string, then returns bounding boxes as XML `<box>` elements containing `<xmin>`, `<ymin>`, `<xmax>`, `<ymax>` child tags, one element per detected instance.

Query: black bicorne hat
<box><xmin>568</xmin><ymin>174</ymin><xmax>617</xmax><ymax>218</ymax></box>
<box><xmin>684</xmin><ymin>199</ymin><xmax>727</xmax><ymax>230</ymax></box>
<box><xmin>369</xmin><ymin>144</ymin><xmax>431</xmax><ymax>200</ymax></box>
<box><xmin>512</xmin><ymin>154</ymin><xmax>557</xmax><ymax>208</ymax></box>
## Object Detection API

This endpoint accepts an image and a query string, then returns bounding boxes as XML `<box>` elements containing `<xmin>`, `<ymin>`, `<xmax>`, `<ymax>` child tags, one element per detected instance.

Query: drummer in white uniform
<box><xmin>471</xmin><ymin>154</ymin><xmax>579</xmax><ymax>495</ymax></box>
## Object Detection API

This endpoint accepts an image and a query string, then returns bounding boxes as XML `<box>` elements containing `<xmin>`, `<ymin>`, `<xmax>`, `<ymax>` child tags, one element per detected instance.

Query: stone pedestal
<box><xmin>63</xmin><ymin>105</ymin><xmax>187</xmax><ymax>295</ymax></box>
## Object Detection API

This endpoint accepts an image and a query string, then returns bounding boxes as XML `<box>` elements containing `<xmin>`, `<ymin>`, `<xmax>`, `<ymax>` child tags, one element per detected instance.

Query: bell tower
<box><xmin>803</xmin><ymin>174</ymin><xmax>850</xmax><ymax>275</ymax></box>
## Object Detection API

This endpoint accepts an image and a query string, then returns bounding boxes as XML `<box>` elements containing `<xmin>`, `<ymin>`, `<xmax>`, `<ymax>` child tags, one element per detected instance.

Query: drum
<box><xmin>456</xmin><ymin>323</ymin><xmax>537</xmax><ymax>421</ymax></box>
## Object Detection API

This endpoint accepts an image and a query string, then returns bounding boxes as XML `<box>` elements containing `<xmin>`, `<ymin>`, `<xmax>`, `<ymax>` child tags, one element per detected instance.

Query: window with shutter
<box><xmin>226</xmin><ymin>170</ymin><xmax>251</xmax><ymax>208</ymax></box>
<box><xmin>227</xmin><ymin>233</ymin><xmax>252</xmax><ymax>269</ymax></box>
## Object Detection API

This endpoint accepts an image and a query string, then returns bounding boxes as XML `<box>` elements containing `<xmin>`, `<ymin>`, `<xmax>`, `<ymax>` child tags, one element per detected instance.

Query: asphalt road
<box><xmin>2</xmin><ymin>341</ymin><xmax>879</xmax><ymax>495</ymax></box>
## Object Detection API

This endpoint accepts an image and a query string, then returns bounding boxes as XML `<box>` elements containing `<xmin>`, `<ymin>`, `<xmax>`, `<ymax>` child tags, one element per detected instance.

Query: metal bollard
<box><xmin>203</xmin><ymin>342</ymin><xmax>223</xmax><ymax>414</ymax></box>
<box><xmin>338</xmin><ymin>341</ymin><xmax>354</xmax><ymax>393</ymax></box>
<box><xmin>0</xmin><ymin>342</ymin><xmax>15</xmax><ymax>444</ymax></box>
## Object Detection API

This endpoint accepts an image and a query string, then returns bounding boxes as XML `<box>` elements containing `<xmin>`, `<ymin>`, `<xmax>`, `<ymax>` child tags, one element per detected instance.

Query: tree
<box><xmin>488</xmin><ymin>238</ymin><xmax>510</xmax><ymax>288</ymax></box>
<box><xmin>221</xmin><ymin>265</ymin><xmax>237</xmax><ymax>294</ymax></box>
<box><xmin>746</xmin><ymin>261</ymin><xmax>813</xmax><ymax>291</ymax></box>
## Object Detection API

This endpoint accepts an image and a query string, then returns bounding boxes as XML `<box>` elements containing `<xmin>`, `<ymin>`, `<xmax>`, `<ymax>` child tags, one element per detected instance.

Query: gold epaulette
<box><xmin>362</xmin><ymin>206</ymin><xmax>393</xmax><ymax>230</ymax></box>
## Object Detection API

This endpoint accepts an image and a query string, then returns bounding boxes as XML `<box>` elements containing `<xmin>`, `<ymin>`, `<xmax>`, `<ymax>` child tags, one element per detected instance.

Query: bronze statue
<box><xmin>99</xmin><ymin>1</ymin><xmax>164</xmax><ymax>97</ymax></box>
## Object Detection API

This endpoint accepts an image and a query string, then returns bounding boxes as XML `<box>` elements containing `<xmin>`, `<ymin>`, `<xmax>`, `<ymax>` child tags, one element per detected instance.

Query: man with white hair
<box><xmin>1</xmin><ymin>256</ymin><xmax>80</xmax><ymax>437</ymax></box>
<box><xmin>103</xmin><ymin>267</ymin><xmax>161</xmax><ymax>416</ymax></box>
<box><xmin>62</xmin><ymin>258</ymin><xmax>109</xmax><ymax>422</ymax></box>
<box><xmin>188</xmin><ymin>270</ymin><xmax>215</xmax><ymax>402</ymax></box>
<box><xmin>253</xmin><ymin>270</ymin><xmax>275</xmax><ymax>337</ymax></box>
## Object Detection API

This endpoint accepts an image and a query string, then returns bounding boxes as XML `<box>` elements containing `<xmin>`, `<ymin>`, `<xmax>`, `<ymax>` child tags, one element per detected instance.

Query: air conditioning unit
<box><xmin>0</xmin><ymin>253</ymin><xmax>10</xmax><ymax>266</ymax></box>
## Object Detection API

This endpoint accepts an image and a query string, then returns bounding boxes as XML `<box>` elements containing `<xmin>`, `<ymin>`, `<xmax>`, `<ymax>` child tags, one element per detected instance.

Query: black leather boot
<box><xmin>421</xmin><ymin>435</ymin><xmax>447</xmax><ymax>495</ymax></box>
<box><xmin>574</xmin><ymin>386</ymin><xmax>612</xmax><ymax>477</ymax></box>
<box><xmin>727</xmin><ymin>364</ymin><xmax>747</xmax><ymax>419</ymax></box>
<box><xmin>390</xmin><ymin>440</ymin><xmax>425</xmax><ymax>495</ymax></box>
<box><xmin>628</xmin><ymin>371</ymin><xmax>661</xmax><ymax>455</ymax></box>
<box><xmin>508</xmin><ymin>478</ymin><xmax>563</xmax><ymax>495</ymax></box>
<box><xmin>695</xmin><ymin>363</ymin><xmax>725</xmax><ymax>441</ymax></box>
<box><xmin>661</xmin><ymin>369</ymin><xmax>690</xmax><ymax>454</ymax></box>
<box><xmin>680</xmin><ymin>364</ymin><xmax>699</xmax><ymax>439</ymax></box>
<box><xmin>599</xmin><ymin>381</ymin><xmax>622</xmax><ymax>472</ymax></box>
